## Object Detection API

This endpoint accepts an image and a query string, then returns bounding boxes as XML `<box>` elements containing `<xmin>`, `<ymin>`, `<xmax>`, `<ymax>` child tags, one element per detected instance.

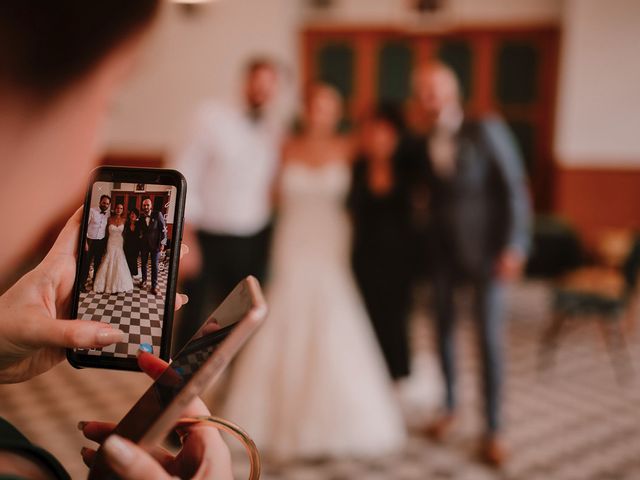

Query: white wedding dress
<box><xmin>222</xmin><ymin>161</ymin><xmax>406</xmax><ymax>461</ymax></box>
<box><xmin>94</xmin><ymin>224</ymin><xmax>134</xmax><ymax>294</ymax></box>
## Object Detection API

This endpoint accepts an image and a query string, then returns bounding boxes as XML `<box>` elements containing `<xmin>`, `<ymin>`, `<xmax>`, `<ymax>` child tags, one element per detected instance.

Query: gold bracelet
<box><xmin>176</xmin><ymin>416</ymin><xmax>261</xmax><ymax>480</ymax></box>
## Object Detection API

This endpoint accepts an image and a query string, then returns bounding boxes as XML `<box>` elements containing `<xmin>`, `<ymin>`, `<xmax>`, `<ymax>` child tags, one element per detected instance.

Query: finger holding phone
<box><xmin>79</xmin><ymin>352</ymin><xmax>233</xmax><ymax>480</ymax></box>
<box><xmin>81</xmin><ymin>277</ymin><xmax>266</xmax><ymax>480</ymax></box>
<box><xmin>0</xmin><ymin>207</ymin><xmax>189</xmax><ymax>384</ymax></box>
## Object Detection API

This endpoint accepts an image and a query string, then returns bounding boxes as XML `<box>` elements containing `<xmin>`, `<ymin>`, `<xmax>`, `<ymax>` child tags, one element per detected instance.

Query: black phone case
<box><xmin>67</xmin><ymin>166</ymin><xmax>187</xmax><ymax>371</ymax></box>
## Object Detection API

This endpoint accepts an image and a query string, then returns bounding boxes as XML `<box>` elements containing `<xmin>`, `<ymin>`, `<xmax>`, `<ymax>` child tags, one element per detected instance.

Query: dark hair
<box><xmin>0</xmin><ymin>1</ymin><xmax>160</xmax><ymax>99</ymax></box>
<box><xmin>128</xmin><ymin>208</ymin><xmax>139</xmax><ymax>218</ymax></box>
<box><xmin>369</xmin><ymin>103</ymin><xmax>405</xmax><ymax>132</ymax></box>
<box><xmin>245</xmin><ymin>56</ymin><xmax>278</xmax><ymax>77</ymax></box>
<box><xmin>99</xmin><ymin>195</ymin><xmax>111</xmax><ymax>203</ymax></box>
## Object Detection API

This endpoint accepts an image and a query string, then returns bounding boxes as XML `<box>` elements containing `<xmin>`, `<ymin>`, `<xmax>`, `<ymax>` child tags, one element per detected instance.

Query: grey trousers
<box><xmin>432</xmin><ymin>270</ymin><xmax>505</xmax><ymax>433</ymax></box>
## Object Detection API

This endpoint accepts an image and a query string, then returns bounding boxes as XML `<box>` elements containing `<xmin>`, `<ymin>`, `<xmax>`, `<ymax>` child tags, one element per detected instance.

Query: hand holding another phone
<box><xmin>79</xmin><ymin>352</ymin><xmax>233</xmax><ymax>480</ymax></box>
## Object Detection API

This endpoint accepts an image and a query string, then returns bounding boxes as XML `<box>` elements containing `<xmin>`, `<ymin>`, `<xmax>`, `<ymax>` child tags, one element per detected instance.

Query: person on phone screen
<box><xmin>0</xmin><ymin>2</ymin><xmax>233</xmax><ymax>479</ymax></box>
<box><xmin>94</xmin><ymin>203</ymin><xmax>135</xmax><ymax>294</ymax></box>
<box><xmin>137</xmin><ymin>198</ymin><xmax>167</xmax><ymax>296</ymax></box>
<box><xmin>79</xmin><ymin>194</ymin><xmax>111</xmax><ymax>292</ymax></box>
<box><xmin>123</xmin><ymin>208</ymin><xmax>141</xmax><ymax>278</ymax></box>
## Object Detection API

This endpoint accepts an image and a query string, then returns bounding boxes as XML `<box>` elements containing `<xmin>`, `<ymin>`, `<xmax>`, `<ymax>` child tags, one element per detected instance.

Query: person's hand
<box><xmin>495</xmin><ymin>248</ymin><xmax>526</xmax><ymax>281</ymax></box>
<box><xmin>0</xmin><ymin>208</ymin><xmax>189</xmax><ymax>384</ymax></box>
<box><xmin>79</xmin><ymin>352</ymin><xmax>233</xmax><ymax>480</ymax></box>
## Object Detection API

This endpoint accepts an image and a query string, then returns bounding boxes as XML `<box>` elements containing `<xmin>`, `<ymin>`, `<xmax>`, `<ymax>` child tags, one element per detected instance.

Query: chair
<box><xmin>539</xmin><ymin>230</ymin><xmax>640</xmax><ymax>383</ymax></box>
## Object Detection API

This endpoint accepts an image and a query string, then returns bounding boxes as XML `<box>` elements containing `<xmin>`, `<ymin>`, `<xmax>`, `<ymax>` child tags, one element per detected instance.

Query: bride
<box><xmin>94</xmin><ymin>203</ymin><xmax>134</xmax><ymax>294</ymax></box>
<box><xmin>222</xmin><ymin>84</ymin><xmax>406</xmax><ymax>461</ymax></box>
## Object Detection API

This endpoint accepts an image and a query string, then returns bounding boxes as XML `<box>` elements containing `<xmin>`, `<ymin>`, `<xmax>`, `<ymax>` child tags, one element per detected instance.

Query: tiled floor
<box><xmin>1</xmin><ymin>281</ymin><xmax>640</xmax><ymax>479</ymax></box>
<box><xmin>77</xmin><ymin>259</ymin><xmax>168</xmax><ymax>358</ymax></box>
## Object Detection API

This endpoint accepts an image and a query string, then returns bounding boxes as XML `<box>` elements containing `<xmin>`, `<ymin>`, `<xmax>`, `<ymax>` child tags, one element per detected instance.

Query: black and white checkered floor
<box><xmin>77</xmin><ymin>259</ymin><xmax>168</xmax><ymax>357</ymax></box>
<box><xmin>1</xmin><ymin>281</ymin><xmax>640</xmax><ymax>479</ymax></box>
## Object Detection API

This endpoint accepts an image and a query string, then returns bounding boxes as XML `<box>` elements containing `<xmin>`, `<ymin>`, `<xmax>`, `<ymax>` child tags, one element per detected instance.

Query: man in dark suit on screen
<box><xmin>409</xmin><ymin>62</ymin><xmax>531</xmax><ymax>466</ymax></box>
<box><xmin>137</xmin><ymin>198</ymin><xmax>167</xmax><ymax>296</ymax></box>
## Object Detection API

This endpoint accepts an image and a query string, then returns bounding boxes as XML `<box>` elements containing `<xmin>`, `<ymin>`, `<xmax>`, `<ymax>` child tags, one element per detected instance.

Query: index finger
<box><xmin>79</xmin><ymin>421</ymin><xmax>116</xmax><ymax>444</ymax></box>
<box><xmin>137</xmin><ymin>352</ymin><xmax>211</xmax><ymax>417</ymax></box>
<box><xmin>180</xmin><ymin>243</ymin><xmax>189</xmax><ymax>260</ymax></box>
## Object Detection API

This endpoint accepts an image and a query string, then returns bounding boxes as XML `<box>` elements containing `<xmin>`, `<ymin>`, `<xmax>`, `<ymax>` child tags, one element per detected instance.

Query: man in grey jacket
<box><xmin>410</xmin><ymin>62</ymin><xmax>531</xmax><ymax>466</ymax></box>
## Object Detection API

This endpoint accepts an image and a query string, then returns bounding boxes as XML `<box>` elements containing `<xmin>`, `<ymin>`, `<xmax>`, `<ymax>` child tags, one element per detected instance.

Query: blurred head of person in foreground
<box><xmin>0</xmin><ymin>0</ymin><xmax>161</xmax><ymax>278</ymax></box>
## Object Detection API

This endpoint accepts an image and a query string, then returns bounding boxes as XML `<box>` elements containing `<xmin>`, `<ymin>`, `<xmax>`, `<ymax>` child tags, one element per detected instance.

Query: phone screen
<box><xmin>75</xmin><ymin>179</ymin><xmax>179</xmax><ymax>360</ymax></box>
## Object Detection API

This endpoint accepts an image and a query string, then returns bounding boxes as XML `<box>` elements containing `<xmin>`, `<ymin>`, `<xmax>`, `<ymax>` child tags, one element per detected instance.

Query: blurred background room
<box><xmin>1</xmin><ymin>0</ymin><xmax>640</xmax><ymax>478</ymax></box>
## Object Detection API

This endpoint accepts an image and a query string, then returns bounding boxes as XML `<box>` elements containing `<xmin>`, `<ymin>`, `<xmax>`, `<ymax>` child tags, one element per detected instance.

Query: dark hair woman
<box><xmin>124</xmin><ymin>208</ymin><xmax>141</xmax><ymax>277</ymax></box>
<box><xmin>348</xmin><ymin>103</ymin><xmax>415</xmax><ymax>380</ymax></box>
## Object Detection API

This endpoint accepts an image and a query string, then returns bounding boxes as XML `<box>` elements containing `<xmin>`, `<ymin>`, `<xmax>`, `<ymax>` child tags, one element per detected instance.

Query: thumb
<box><xmin>102</xmin><ymin>435</ymin><xmax>173</xmax><ymax>480</ymax></box>
<box><xmin>47</xmin><ymin>207</ymin><xmax>83</xmax><ymax>258</ymax></box>
<box><xmin>19</xmin><ymin>315</ymin><xmax>125</xmax><ymax>350</ymax></box>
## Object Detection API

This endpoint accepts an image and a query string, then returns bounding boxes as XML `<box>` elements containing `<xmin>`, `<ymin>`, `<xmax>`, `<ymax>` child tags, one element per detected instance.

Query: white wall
<box><xmin>306</xmin><ymin>0</ymin><xmax>561</xmax><ymax>25</ymax></box>
<box><xmin>105</xmin><ymin>0</ymin><xmax>564</xmax><ymax>154</ymax></box>
<box><xmin>90</xmin><ymin>183</ymin><xmax>176</xmax><ymax>222</ymax></box>
<box><xmin>105</xmin><ymin>0</ymin><xmax>301</xmax><ymax>153</ymax></box>
<box><xmin>555</xmin><ymin>0</ymin><xmax>640</xmax><ymax>166</ymax></box>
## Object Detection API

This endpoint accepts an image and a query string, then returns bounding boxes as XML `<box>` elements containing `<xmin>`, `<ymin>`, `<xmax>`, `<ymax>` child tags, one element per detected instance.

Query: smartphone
<box><xmin>68</xmin><ymin>166</ymin><xmax>187</xmax><ymax>371</ymax></box>
<box><xmin>88</xmin><ymin>276</ymin><xmax>267</xmax><ymax>480</ymax></box>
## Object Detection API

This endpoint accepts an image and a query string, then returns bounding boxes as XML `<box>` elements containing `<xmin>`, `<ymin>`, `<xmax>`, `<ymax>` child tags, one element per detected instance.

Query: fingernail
<box><xmin>77</xmin><ymin>421</ymin><xmax>87</xmax><ymax>431</ymax></box>
<box><xmin>180</xmin><ymin>294</ymin><xmax>189</xmax><ymax>305</ymax></box>
<box><xmin>138</xmin><ymin>343</ymin><xmax>153</xmax><ymax>354</ymax></box>
<box><xmin>103</xmin><ymin>435</ymin><xmax>134</xmax><ymax>468</ymax></box>
<box><xmin>95</xmin><ymin>329</ymin><xmax>126</xmax><ymax>346</ymax></box>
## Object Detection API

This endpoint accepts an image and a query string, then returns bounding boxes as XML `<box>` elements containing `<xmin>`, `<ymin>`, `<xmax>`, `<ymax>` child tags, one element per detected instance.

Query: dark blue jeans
<box><xmin>140</xmin><ymin>249</ymin><xmax>159</xmax><ymax>288</ymax></box>
<box><xmin>433</xmin><ymin>271</ymin><xmax>505</xmax><ymax>433</ymax></box>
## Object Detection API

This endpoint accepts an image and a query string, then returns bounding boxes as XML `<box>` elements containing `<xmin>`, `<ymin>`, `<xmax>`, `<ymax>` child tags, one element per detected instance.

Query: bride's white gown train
<box><xmin>222</xmin><ymin>161</ymin><xmax>406</xmax><ymax>461</ymax></box>
<box><xmin>94</xmin><ymin>224</ymin><xmax>134</xmax><ymax>294</ymax></box>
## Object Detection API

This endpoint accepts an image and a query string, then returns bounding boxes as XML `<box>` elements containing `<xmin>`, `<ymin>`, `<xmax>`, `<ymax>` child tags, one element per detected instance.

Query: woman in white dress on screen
<box><xmin>222</xmin><ymin>84</ymin><xmax>406</xmax><ymax>462</ymax></box>
<box><xmin>94</xmin><ymin>203</ymin><xmax>134</xmax><ymax>294</ymax></box>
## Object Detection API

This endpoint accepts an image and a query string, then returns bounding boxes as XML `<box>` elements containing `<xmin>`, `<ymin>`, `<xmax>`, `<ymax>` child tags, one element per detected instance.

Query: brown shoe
<box><xmin>480</xmin><ymin>434</ymin><xmax>507</xmax><ymax>468</ymax></box>
<box><xmin>150</xmin><ymin>287</ymin><xmax>159</xmax><ymax>296</ymax></box>
<box><xmin>422</xmin><ymin>413</ymin><xmax>456</xmax><ymax>441</ymax></box>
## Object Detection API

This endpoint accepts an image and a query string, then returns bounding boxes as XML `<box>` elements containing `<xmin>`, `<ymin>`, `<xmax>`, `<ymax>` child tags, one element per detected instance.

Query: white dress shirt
<box><xmin>86</xmin><ymin>207</ymin><xmax>109</xmax><ymax>240</ymax></box>
<box><xmin>173</xmin><ymin>100</ymin><xmax>282</xmax><ymax>236</ymax></box>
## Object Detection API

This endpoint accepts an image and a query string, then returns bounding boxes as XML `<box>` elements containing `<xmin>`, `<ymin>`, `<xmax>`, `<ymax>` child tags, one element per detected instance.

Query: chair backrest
<box><xmin>596</xmin><ymin>229</ymin><xmax>634</xmax><ymax>268</ymax></box>
<box><xmin>623</xmin><ymin>235</ymin><xmax>640</xmax><ymax>295</ymax></box>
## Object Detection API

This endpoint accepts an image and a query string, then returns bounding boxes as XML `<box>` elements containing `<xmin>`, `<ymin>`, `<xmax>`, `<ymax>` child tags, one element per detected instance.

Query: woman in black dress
<box><xmin>348</xmin><ymin>105</ymin><xmax>415</xmax><ymax>380</ymax></box>
<box><xmin>123</xmin><ymin>208</ymin><xmax>141</xmax><ymax>278</ymax></box>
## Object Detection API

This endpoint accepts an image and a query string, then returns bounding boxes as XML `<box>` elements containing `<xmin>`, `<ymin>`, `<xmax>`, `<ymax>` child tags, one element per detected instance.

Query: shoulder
<box><xmin>335</xmin><ymin>134</ymin><xmax>356</xmax><ymax>163</ymax></box>
<box><xmin>472</xmin><ymin>113</ymin><xmax>512</xmax><ymax>139</ymax></box>
<box><xmin>282</xmin><ymin>136</ymin><xmax>302</xmax><ymax>163</ymax></box>
<box><xmin>193</xmin><ymin>100</ymin><xmax>237</xmax><ymax>127</ymax></box>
